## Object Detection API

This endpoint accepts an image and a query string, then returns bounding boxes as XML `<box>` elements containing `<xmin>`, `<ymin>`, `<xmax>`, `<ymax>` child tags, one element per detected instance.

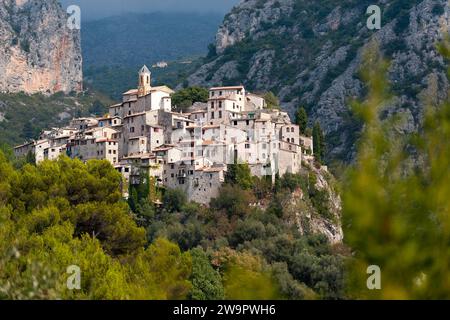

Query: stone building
<box><xmin>14</xmin><ymin>66</ymin><xmax>314</xmax><ymax>205</ymax></box>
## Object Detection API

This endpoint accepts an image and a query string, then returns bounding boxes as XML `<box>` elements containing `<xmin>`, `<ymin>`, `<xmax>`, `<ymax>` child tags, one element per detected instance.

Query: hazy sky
<box><xmin>60</xmin><ymin>0</ymin><xmax>240</xmax><ymax>20</ymax></box>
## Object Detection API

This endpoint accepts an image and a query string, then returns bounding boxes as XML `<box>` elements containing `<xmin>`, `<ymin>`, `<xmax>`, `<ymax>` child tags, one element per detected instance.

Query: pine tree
<box><xmin>296</xmin><ymin>107</ymin><xmax>308</xmax><ymax>134</ymax></box>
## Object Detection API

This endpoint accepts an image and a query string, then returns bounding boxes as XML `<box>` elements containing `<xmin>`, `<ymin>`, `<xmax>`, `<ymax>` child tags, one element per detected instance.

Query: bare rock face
<box><xmin>282</xmin><ymin>165</ymin><xmax>343</xmax><ymax>244</ymax></box>
<box><xmin>0</xmin><ymin>0</ymin><xmax>82</xmax><ymax>94</ymax></box>
<box><xmin>186</xmin><ymin>0</ymin><xmax>450</xmax><ymax>162</ymax></box>
<box><xmin>216</xmin><ymin>0</ymin><xmax>295</xmax><ymax>54</ymax></box>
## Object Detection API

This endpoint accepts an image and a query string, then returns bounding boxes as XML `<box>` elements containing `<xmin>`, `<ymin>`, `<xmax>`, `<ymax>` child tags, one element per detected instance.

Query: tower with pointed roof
<box><xmin>138</xmin><ymin>65</ymin><xmax>151</xmax><ymax>97</ymax></box>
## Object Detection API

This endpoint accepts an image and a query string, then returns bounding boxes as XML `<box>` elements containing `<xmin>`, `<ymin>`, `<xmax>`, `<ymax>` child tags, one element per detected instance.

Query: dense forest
<box><xmin>0</xmin><ymin>147</ymin><xmax>345</xmax><ymax>299</ymax></box>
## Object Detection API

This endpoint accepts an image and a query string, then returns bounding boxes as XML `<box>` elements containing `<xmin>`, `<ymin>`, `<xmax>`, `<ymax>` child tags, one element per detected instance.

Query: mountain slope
<box><xmin>82</xmin><ymin>12</ymin><xmax>223</xmax><ymax>67</ymax></box>
<box><xmin>0</xmin><ymin>91</ymin><xmax>113</xmax><ymax>146</ymax></box>
<box><xmin>81</xmin><ymin>12</ymin><xmax>222</xmax><ymax>99</ymax></box>
<box><xmin>0</xmin><ymin>0</ymin><xmax>82</xmax><ymax>94</ymax></box>
<box><xmin>184</xmin><ymin>0</ymin><xmax>449</xmax><ymax>162</ymax></box>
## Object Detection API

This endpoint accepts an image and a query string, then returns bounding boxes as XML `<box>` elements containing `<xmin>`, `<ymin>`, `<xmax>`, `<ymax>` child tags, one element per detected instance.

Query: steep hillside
<box><xmin>0</xmin><ymin>91</ymin><xmax>113</xmax><ymax>146</ymax></box>
<box><xmin>184</xmin><ymin>0</ymin><xmax>449</xmax><ymax>162</ymax></box>
<box><xmin>0</xmin><ymin>0</ymin><xmax>82</xmax><ymax>94</ymax></box>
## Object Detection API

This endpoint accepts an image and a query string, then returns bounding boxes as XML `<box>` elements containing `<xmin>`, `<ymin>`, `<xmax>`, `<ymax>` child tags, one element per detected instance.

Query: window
<box><xmin>219</xmin><ymin>101</ymin><xmax>222</xmax><ymax>108</ymax></box>
<box><xmin>219</xmin><ymin>111</ymin><xmax>222</xmax><ymax>118</ymax></box>
<box><xmin>211</xmin><ymin>112</ymin><xmax>215</xmax><ymax>119</ymax></box>
<box><xmin>234</xmin><ymin>121</ymin><xmax>238</xmax><ymax>126</ymax></box>
<box><xmin>245</xmin><ymin>144</ymin><xmax>250</xmax><ymax>149</ymax></box>
<box><xmin>211</xmin><ymin>102</ymin><xmax>214</xmax><ymax>108</ymax></box>
<box><xmin>246</xmin><ymin>120</ymin><xmax>250</xmax><ymax>126</ymax></box>
<box><xmin>130</xmin><ymin>127</ymin><xmax>135</xmax><ymax>133</ymax></box>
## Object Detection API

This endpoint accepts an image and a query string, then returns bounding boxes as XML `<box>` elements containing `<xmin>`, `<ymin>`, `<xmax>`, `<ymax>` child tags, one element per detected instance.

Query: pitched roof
<box><xmin>151</xmin><ymin>86</ymin><xmax>174</xmax><ymax>94</ymax></box>
<box><xmin>139</xmin><ymin>65</ymin><xmax>151</xmax><ymax>74</ymax></box>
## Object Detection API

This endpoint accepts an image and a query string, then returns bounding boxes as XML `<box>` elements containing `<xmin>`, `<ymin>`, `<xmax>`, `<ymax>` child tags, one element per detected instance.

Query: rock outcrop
<box><xmin>0</xmin><ymin>0</ymin><xmax>82</xmax><ymax>94</ymax></box>
<box><xmin>295</xmin><ymin>166</ymin><xmax>342</xmax><ymax>244</ymax></box>
<box><xmin>184</xmin><ymin>0</ymin><xmax>450</xmax><ymax>162</ymax></box>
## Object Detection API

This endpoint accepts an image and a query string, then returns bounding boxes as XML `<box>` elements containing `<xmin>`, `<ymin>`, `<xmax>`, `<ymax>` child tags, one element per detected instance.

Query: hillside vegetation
<box><xmin>82</xmin><ymin>12</ymin><xmax>222</xmax><ymax>99</ymax></box>
<box><xmin>0</xmin><ymin>154</ymin><xmax>345</xmax><ymax>299</ymax></box>
<box><xmin>0</xmin><ymin>91</ymin><xmax>114</xmax><ymax>146</ymax></box>
<box><xmin>184</xmin><ymin>0</ymin><xmax>449</xmax><ymax>164</ymax></box>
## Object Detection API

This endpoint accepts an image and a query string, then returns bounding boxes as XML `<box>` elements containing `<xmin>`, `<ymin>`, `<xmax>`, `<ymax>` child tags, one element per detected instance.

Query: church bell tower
<box><xmin>138</xmin><ymin>65</ymin><xmax>151</xmax><ymax>97</ymax></box>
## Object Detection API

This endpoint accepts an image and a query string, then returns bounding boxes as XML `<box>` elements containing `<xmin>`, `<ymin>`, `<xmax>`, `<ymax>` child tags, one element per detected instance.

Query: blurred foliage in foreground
<box><xmin>0</xmin><ymin>156</ymin><xmax>192</xmax><ymax>299</ymax></box>
<box><xmin>343</xmin><ymin>39</ymin><xmax>450</xmax><ymax>299</ymax></box>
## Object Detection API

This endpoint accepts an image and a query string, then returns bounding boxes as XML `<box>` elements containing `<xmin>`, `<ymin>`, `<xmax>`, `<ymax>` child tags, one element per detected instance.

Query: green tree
<box><xmin>89</xmin><ymin>100</ymin><xmax>106</xmax><ymax>116</ymax></box>
<box><xmin>215</xmin><ymin>248</ymin><xmax>281</xmax><ymax>300</ymax></box>
<box><xmin>226</xmin><ymin>162</ymin><xmax>253</xmax><ymax>190</ymax></box>
<box><xmin>128</xmin><ymin>170</ymin><xmax>151</xmax><ymax>213</ymax></box>
<box><xmin>163</xmin><ymin>188</ymin><xmax>187</xmax><ymax>213</ymax></box>
<box><xmin>344</xmin><ymin>40</ymin><xmax>450</xmax><ymax>299</ymax></box>
<box><xmin>0</xmin><ymin>154</ymin><xmax>192</xmax><ymax>299</ymax></box>
<box><xmin>171</xmin><ymin>87</ymin><xmax>209</xmax><ymax>112</ymax></box>
<box><xmin>22</xmin><ymin>121</ymin><xmax>35</xmax><ymax>140</ymax></box>
<box><xmin>295</xmin><ymin>107</ymin><xmax>308</xmax><ymax>134</ymax></box>
<box><xmin>263</xmin><ymin>92</ymin><xmax>280</xmax><ymax>109</ymax></box>
<box><xmin>189</xmin><ymin>248</ymin><xmax>224</xmax><ymax>300</ymax></box>
<box><xmin>210</xmin><ymin>184</ymin><xmax>255</xmax><ymax>217</ymax></box>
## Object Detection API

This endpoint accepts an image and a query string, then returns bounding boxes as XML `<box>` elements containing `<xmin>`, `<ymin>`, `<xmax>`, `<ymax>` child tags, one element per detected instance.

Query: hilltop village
<box><xmin>14</xmin><ymin>66</ymin><xmax>315</xmax><ymax>205</ymax></box>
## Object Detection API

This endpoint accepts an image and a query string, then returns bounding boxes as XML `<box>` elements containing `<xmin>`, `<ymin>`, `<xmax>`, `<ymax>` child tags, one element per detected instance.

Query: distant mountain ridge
<box><xmin>184</xmin><ymin>0</ymin><xmax>450</xmax><ymax>163</ymax></box>
<box><xmin>82</xmin><ymin>12</ymin><xmax>223</xmax><ymax>68</ymax></box>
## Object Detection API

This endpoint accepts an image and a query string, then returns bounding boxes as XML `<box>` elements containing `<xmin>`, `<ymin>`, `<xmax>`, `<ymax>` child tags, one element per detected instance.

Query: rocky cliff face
<box><xmin>0</xmin><ymin>0</ymin><xmax>82</xmax><ymax>94</ymax></box>
<box><xmin>285</xmin><ymin>165</ymin><xmax>343</xmax><ymax>244</ymax></box>
<box><xmin>185</xmin><ymin>0</ymin><xmax>450</xmax><ymax>162</ymax></box>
